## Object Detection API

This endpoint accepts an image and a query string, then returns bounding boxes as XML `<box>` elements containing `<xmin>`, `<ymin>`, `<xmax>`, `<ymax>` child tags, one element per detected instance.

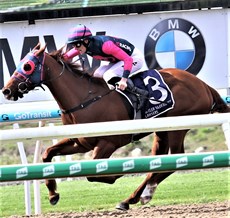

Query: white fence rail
<box><xmin>1</xmin><ymin>113</ymin><xmax>230</xmax><ymax>143</ymax></box>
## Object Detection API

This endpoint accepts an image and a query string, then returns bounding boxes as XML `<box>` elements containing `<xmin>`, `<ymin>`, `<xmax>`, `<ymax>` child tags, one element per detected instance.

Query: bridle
<box><xmin>12</xmin><ymin>50</ymin><xmax>46</xmax><ymax>94</ymax></box>
<box><xmin>12</xmin><ymin>50</ymin><xmax>65</xmax><ymax>94</ymax></box>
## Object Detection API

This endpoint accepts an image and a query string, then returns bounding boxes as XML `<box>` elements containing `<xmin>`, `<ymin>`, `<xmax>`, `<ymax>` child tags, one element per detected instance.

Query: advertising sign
<box><xmin>1</xmin><ymin>9</ymin><xmax>229</xmax><ymax>103</ymax></box>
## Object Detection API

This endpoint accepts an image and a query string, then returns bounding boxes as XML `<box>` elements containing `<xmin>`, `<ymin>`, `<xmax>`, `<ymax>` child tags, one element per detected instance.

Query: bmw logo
<box><xmin>144</xmin><ymin>18</ymin><xmax>206</xmax><ymax>75</ymax></box>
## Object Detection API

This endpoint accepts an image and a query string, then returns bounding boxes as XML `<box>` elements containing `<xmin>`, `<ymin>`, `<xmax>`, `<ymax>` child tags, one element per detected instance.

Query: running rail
<box><xmin>0</xmin><ymin>151</ymin><xmax>229</xmax><ymax>182</ymax></box>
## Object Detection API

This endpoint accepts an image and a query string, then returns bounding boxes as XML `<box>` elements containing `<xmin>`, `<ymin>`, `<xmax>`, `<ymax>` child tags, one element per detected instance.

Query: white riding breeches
<box><xmin>93</xmin><ymin>47</ymin><xmax>144</xmax><ymax>83</ymax></box>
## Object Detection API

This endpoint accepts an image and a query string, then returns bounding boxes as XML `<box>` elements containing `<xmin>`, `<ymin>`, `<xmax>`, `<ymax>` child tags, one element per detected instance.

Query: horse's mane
<box><xmin>48</xmin><ymin>48</ymin><xmax>106</xmax><ymax>86</ymax></box>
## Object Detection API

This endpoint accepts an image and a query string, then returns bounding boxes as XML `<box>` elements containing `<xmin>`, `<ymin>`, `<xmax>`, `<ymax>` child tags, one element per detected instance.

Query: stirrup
<box><xmin>126</xmin><ymin>79</ymin><xmax>148</xmax><ymax>110</ymax></box>
<box><xmin>126</xmin><ymin>79</ymin><xmax>135</xmax><ymax>92</ymax></box>
<box><xmin>137</xmin><ymin>95</ymin><xmax>148</xmax><ymax>111</ymax></box>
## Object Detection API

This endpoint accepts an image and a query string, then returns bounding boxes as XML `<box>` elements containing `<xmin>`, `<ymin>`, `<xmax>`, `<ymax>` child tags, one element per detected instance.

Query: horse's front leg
<box><xmin>86</xmin><ymin>138</ymin><xmax>122</xmax><ymax>184</ymax></box>
<box><xmin>42</xmin><ymin>138</ymin><xmax>90</xmax><ymax>205</ymax></box>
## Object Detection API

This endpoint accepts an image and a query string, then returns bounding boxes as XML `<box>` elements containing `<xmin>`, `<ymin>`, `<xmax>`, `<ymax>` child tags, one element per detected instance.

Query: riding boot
<box><xmin>127</xmin><ymin>79</ymin><xmax>149</xmax><ymax>110</ymax></box>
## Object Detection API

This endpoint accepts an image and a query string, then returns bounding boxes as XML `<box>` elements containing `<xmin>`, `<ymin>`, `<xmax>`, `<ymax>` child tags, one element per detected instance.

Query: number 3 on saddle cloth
<box><xmin>117</xmin><ymin>69</ymin><xmax>175</xmax><ymax>119</ymax></box>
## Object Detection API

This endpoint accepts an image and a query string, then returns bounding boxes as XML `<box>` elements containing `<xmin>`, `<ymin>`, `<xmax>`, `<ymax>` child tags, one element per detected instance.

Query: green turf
<box><xmin>0</xmin><ymin>0</ymin><xmax>179</xmax><ymax>11</ymax></box>
<box><xmin>0</xmin><ymin>169</ymin><xmax>229</xmax><ymax>217</ymax></box>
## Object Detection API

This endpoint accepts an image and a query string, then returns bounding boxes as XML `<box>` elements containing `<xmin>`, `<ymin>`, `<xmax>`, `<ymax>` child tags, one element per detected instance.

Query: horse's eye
<box><xmin>24</xmin><ymin>63</ymin><xmax>32</xmax><ymax>72</ymax></box>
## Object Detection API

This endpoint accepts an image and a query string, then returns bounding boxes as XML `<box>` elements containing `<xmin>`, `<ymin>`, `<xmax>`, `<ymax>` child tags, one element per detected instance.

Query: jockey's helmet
<box><xmin>67</xmin><ymin>24</ymin><xmax>92</xmax><ymax>44</ymax></box>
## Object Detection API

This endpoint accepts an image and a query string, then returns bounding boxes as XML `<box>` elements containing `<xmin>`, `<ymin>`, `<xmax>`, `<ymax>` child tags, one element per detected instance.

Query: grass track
<box><xmin>0</xmin><ymin>0</ymin><xmax>176</xmax><ymax>11</ymax></box>
<box><xmin>0</xmin><ymin>169</ymin><xmax>229</xmax><ymax>217</ymax></box>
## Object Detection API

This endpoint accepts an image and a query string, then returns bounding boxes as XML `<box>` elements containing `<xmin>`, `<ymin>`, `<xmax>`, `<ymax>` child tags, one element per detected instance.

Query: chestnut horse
<box><xmin>2</xmin><ymin>44</ymin><xmax>230</xmax><ymax>210</ymax></box>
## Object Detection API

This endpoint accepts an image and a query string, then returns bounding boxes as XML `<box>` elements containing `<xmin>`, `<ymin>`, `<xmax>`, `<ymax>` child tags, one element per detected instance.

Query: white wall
<box><xmin>0</xmin><ymin>8</ymin><xmax>229</xmax><ymax>103</ymax></box>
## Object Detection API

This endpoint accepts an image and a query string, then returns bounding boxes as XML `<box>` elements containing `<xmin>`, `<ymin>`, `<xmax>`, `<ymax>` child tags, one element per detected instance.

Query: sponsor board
<box><xmin>1</xmin><ymin>9</ymin><xmax>229</xmax><ymax>103</ymax></box>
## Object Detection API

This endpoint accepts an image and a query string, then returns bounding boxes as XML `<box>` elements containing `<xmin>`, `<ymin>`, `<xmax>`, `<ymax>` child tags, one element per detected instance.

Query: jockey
<box><xmin>63</xmin><ymin>24</ymin><xmax>148</xmax><ymax>109</ymax></box>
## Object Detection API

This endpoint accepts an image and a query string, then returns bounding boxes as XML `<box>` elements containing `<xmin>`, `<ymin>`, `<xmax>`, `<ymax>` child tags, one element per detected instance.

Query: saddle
<box><xmin>115</xmin><ymin>69</ymin><xmax>175</xmax><ymax>120</ymax></box>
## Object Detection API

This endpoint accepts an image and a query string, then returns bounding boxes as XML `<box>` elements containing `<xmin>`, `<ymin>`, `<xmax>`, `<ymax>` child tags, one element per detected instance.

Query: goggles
<box><xmin>73</xmin><ymin>41</ymin><xmax>83</xmax><ymax>48</ymax></box>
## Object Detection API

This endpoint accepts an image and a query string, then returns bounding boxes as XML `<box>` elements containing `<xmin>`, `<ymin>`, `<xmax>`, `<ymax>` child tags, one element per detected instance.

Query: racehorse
<box><xmin>2</xmin><ymin>43</ymin><xmax>230</xmax><ymax>210</ymax></box>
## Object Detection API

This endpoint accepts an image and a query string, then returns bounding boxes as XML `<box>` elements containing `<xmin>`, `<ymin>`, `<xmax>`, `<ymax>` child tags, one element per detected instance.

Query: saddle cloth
<box><xmin>117</xmin><ymin>69</ymin><xmax>175</xmax><ymax>119</ymax></box>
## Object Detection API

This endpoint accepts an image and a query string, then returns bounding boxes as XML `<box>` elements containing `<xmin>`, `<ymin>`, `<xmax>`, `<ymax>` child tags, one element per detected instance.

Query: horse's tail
<box><xmin>208</xmin><ymin>85</ymin><xmax>230</xmax><ymax>113</ymax></box>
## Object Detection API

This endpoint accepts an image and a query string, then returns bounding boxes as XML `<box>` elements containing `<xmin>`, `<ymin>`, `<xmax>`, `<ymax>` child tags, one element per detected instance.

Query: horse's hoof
<box><xmin>49</xmin><ymin>193</ymin><xmax>60</xmax><ymax>205</ymax></box>
<box><xmin>116</xmin><ymin>202</ymin><xmax>129</xmax><ymax>210</ymax></box>
<box><xmin>140</xmin><ymin>196</ymin><xmax>152</xmax><ymax>205</ymax></box>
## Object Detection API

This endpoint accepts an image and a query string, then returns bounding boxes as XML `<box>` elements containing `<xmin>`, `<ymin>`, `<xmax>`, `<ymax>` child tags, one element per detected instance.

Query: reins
<box><xmin>51</xmin><ymin>56</ymin><xmax>114</xmax><ymax>114</ymax></box>
<box><xmin>17</xmin><ymin>50</ymin><xmax>113</xmax><ymax>114</ymax></box>
<box><xmin>42</xmin><ymin>58</ymin><xmax>65</xmax><ymax>84</ymax></box>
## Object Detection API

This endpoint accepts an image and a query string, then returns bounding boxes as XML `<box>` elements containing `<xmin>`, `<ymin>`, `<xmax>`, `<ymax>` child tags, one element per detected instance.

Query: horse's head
<box><xmin>2</xmin><ymin>43</ymin><xmax>47</xmax><ymax>101</ymax></box>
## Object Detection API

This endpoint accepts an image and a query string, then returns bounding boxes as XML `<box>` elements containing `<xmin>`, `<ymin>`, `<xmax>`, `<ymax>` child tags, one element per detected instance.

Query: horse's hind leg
<box><xmin>117</xmin><ymin>130</ymin><xmax>187</xmax><ymax>210</ymax></box>
<box><xmin>116</xmin><ymin>132</ymin><xmax>168</xmax><ymax>210</ymax></box>
<box><xmin>140</xmin><ymin>130</ymin><xmax>187</xmax><ymax>205</ymax></box>
<box><xmin>42</xmin><ymin>138</ymin><xmax>90</xmax><ymax>205</ymax></box>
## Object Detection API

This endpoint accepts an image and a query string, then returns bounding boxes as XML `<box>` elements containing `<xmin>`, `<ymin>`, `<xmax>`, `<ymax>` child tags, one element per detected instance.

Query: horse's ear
<box><xmin>40</xmin><ymin>43</ymin><xmax>47</xmax><ymax>52</ymax></box>
<box><xmin>34</xmin><ymin>43</ymin><xmax>47</xmax><ymax>56</ymax></box>
<box><xmin>33</xmin><ymin>42</ymin><xmax>41</xmax><ymax>51</ymax></box>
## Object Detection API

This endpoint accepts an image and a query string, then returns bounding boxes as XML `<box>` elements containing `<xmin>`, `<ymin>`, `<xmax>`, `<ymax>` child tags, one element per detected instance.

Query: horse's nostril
<box><xmin>2</xmin><ymin>88</ymin><xmax>11</xmax><ymax>95</ymax></box>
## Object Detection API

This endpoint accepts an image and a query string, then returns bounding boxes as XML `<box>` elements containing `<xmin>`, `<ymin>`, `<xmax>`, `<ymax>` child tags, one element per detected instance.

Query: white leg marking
<box><xmin>140</xmin><ymin>183</ymin><xmax>158</xmax><ymax>205</ymax></box>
